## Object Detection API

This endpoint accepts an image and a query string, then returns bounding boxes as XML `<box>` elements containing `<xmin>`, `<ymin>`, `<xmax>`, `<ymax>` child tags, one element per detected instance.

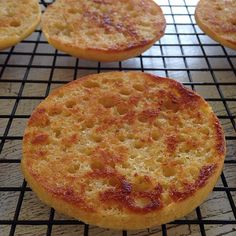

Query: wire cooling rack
<box><xmin>0</xmin><ymin>0</ymin><xmax>236</xmax><ymax>235</ymax></box>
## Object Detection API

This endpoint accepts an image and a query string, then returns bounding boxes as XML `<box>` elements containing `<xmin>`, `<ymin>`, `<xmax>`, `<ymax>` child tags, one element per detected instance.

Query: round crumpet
<box><xmin>41</xmin><ymin>0</ymin><xmax>166</xmax><ymax>62</ymax></box>
<box><xmin>0</xmin><ymin>0</ymin><xmax>41</xmax><ymax>50</ymax></box>
<box><xmin>21</xmin><ymin>72</ymin><xmax>225</xmax><ymax>229</ymax></box>
<box><xmin>195</xmin><ymin>0</ymin><xmax>236</xmax><ymax>50</ymax></box>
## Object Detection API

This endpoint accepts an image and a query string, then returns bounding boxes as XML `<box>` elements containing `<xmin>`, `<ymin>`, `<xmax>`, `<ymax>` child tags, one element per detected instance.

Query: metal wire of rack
<box><xmin>0</xmin><ymin>0</ymin><xmax>236</xmax><ymax>235</ymax></box>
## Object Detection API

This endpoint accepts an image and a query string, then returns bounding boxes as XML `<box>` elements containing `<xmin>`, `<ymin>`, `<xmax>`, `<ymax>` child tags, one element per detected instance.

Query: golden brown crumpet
<box><xmin>41</xmin><ymin>0</ymin><xmax>166</xmax><ymax>62</ymax></box>
<box><xmin>21</xmin><ymin>72</ymin><xmax>225</xmax><ymax>229</ymax></box>
<box><xmin>0</xmin><ymin>0</ymin><xmax>41</xmax><ymax>50</ymax></box>
<box><xmin>195</xmin><ymin>0</ymin><xmax>236</xmax><ymax>50</ymax></box>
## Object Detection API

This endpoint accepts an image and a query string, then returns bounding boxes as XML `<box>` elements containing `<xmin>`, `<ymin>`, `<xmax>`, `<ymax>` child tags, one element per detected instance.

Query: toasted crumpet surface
<box><xmin>0</xmin><ymin>0</ymin><xmax>41</xmax><ymax>50</ymax></box>
<box><xmin>21</xmin><ymin>72</ymin><xmax>225</xmax><ymax>229</ymax></box>
<box><xmin>195</xmin><ymin>0</ymin><xmax>236</xmax><ymax>50</ymax></box>
<box><xmin>41</xmin><ymin>0</ymin><xmax>166</xmax><ymax>62</ymax></box>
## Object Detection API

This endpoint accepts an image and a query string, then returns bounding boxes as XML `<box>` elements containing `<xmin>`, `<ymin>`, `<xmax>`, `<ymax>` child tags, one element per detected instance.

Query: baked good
<box><xmin>41</xmin><ymin>0</ymin><xmax>166</xmax><ymax>62</ymax></box>
<box><xmin>21</xmin><ymin>72</ymin><xmax>225</xmax><ymax>229</ymax></box>
<box><xmin>195</xmin><ymin>0</ymin><xmax>236</xmax><ymax>50</ymax></box>
<box><xmin>0</xmin><ymin>0</ymin><xmax>41</xmax><ymax>50</ymax></box>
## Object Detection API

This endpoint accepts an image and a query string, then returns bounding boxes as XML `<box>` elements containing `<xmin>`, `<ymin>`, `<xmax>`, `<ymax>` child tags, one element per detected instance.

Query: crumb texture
<box><xmin>0</xmin><ymin>0</ymin><xmax>41</xmax><ymax>49</ymax></box>
<box><xmin>195</xmin><ymin>0</ymin><xmax>236</xmax><ymax>49</ymax></box>
<box><xmin>41</xmin><ymin>0</ymin><xmax>166</xmax><ymax>60</ymax></box>
<box><xmin>22</xmin><ymin>72</ymin><xmax>225</xmax><ymax>229</ymax></box>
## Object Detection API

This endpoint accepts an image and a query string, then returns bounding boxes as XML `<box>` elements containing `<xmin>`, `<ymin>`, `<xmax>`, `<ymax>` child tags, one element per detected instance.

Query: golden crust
<box><xmin>195</xmin><ymin>0</ymin><xmax>236</xmax><ymax>50</ymax></box>
<box><xmin>0</xmin><ymin>0</ymin><xmax>41</xmax><ymax>50</ymax></box>
<box><xmin>21</xmin><ymin>72</ymin><xmax>225</xmax><ymax>229</ymax></box>
<box><xmin>41</xmin><ymin>0</ymin><xmax>166</xmax><ymax>61</ymax></box>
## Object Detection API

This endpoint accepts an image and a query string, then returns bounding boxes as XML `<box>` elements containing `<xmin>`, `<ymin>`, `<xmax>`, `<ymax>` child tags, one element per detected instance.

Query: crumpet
<box><xmin>21</xmin><ymin>72</ymin><xmax>225</xmax><ymax>229</ymax></box>
<box><xmin>41</xmin><ymin>0</ymin><xmax>166</xmax><ymax>62</ymax></box>
<box><xmin>0</xmin><ymin>0</ymin><xmax>41</xmax><ymax>50</ymax></box>
<box><xmin>195</xmin><ymin>0</ymin><xmax>236</xmax><ymax>50</ymax></box>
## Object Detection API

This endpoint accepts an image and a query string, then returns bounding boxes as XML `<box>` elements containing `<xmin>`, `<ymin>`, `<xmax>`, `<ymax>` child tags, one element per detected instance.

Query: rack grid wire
<box><xmin>0</xmin><ymin>0</ymin><xmax>236</xmax><ymax>235</ymax></box>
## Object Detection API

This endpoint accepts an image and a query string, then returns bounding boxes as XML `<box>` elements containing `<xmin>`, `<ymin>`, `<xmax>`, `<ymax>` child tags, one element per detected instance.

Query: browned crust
<box><xmin>21</xmin><ymin>72</ymin><xmax>226</xmax><ymax>229</ymax></box>
<box><xmin>195</xmin><ymin>0</ymin><xmax>236</xmax><ymax>50</ymax></box>
<box><xmin>41</xmin><ymin>0</ymin><xmax>166</xmax><ymax>61</ymax></box>
<box><xmin>45</xmin><ymin>36</ymin><xmax>159</xmax><ymax>62</ymax></box>
<box><xmin>0</xmin><ymin>0</ymin><xmax>41</xmax><ymax>50</ymax></box>
<box><xmin>214</xmin><ymin>117</ymin><xmax>226</xmax><ymax>156</ymax></box>
<box><xmin>22</xmin><ymin>152</ymin><xmax>224</xmax><ymax>229</ymax></box>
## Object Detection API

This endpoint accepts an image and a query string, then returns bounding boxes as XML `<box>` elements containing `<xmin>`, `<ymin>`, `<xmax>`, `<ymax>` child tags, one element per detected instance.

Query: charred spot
<box><xmin>169</xmin><ymin>164</ymin><xmax>217</xmax><ymax>201</ymax></box>
<box><xmin>169</xmin><ymin>184</ymin><xmax>195</xmax><ymax>202</ymax></box>
<box><xmin>99</xmin><ymin>180</ymin><xmax>163</xmax><ymax>214</ymax></box>
<box><xmin>197</xmin><ymin>164</ymin><xmax>217</xmax><ymax>188</ymax></box>
<box><xmin>88</xmin><ymin>167</ymin><xmax>117</xmax><ymax>178</ymax></box>
<box><xmin>31</xmin><ymin>133</ymin><xmax>49</xmax><ymax>145</ymax></box>
<box><xmin>49</xmin><ymin>187</ymin><xmax>95</xmax><ymax>212</ymax></box>
<box><xmin>121</xmin><ymin>180</ymin><xmax>132</xmax><ymax>194</ymax></box>
<box><xmin>62</xmin><ymin>134</ymin><xmax>78</xmax><ymax>147</ymax></box>
<box><xmin>214</xmin><ymin>119</ymin><xmax>226</xmax><ymax>156</ymax></box>
<box><xmin>94</xmin><ymin>148</ymin><xmax>124</xmax><ymax>166</ymax></box>
<box><xmin>122</xmin><ymin>111</ymin><xmax>136</xmax><ymax>124</ymax></box>
<box><xmin>138</xmin><ymin>109</ymin><xmax>160</xmax><ymax>123</ymax></box>
<box><xmin>28</xmin><ymin>108</ymin><xmax>50</xmax><ymax>127</ymax></box>
<box><xmin>166</xmin><ymin>135</ymin><xmax>178</xmax><ymax>154</ymax></box>
<box><xmin>177</xmin><ymin>84</ymin><xmax>201</xmax><ymax>109</ymax></box>
<box><xmin>93</xmin><ymin>0</ymin><xmax>112</xmax><ymax>4</ymax></box>
<box><xmin>103</xmin><ymin>15</ymin><xmax>112</xmax><ymax>26</ymax></box>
